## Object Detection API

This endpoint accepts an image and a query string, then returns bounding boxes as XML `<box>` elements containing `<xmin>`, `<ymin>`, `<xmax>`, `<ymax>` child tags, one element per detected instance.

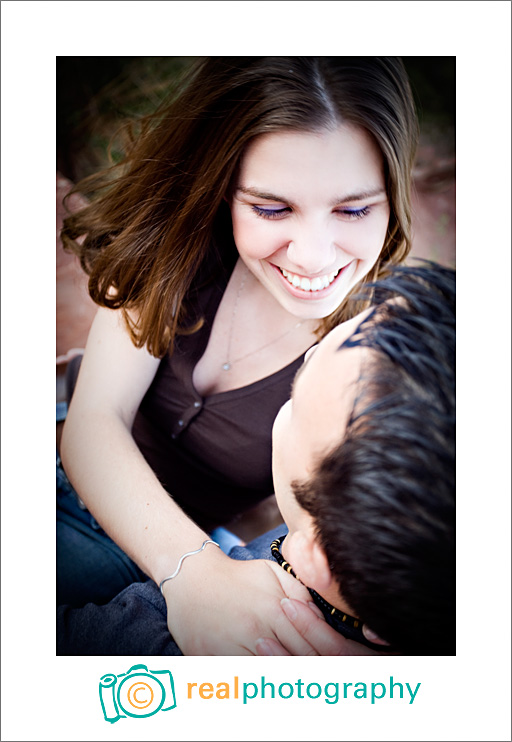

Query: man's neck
<box><xmin>281</xmin><ymin>533</ymin><xmax>356</xmax><ymax>618</ymax></box>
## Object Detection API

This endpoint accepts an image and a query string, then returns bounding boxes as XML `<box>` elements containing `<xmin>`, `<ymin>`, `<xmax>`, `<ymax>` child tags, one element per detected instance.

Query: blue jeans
<box><xmin>57</xmin><ymin>456</ymin><xmax>149</xmax><ymax>606</ymax></box>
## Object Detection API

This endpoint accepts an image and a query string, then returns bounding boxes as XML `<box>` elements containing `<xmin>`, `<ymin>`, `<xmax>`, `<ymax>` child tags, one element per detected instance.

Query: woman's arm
<box><xmin>60</xmin><ymin>306</ymin><xmax>212</xmax><ymax>583</ymax></box>
<box><xmin>60</xmin><ymin>307</ymin><xmax>318</xmax><ymax>655</ymax></box>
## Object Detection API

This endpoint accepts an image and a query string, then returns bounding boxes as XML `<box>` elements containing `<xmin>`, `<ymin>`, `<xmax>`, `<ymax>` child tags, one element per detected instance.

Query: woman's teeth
<box><xmin>281</xmin><ymin>268</ymin><xmax>341</xmax><ymax>292</ymax></box>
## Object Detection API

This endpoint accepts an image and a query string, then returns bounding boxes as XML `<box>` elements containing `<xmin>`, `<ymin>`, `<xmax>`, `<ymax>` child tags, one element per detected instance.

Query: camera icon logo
<box><xmin>99</xmin><ymin>664</ymin><xmax>176</xmax><ymax>723</ymax></box>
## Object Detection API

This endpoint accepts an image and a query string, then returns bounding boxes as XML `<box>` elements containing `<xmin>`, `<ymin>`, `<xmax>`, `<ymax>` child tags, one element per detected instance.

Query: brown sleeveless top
<box><xmin>132</xmin><ymin>261</ymin><xmax>305</xmax><ymax>531</ymax></box>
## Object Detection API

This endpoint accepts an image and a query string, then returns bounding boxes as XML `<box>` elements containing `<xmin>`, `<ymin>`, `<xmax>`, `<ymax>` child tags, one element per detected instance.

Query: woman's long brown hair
<box><xmin>61</xmin><ymin>57</ymin><xmax>419</xmax><ymax>358</ymax></box>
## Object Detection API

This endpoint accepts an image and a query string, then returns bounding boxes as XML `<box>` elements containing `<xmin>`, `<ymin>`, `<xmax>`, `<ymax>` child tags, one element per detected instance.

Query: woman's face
<box><xmin>229</xmin><ymin>125</ymin><xmax>390</xmax><ymax>319</ymax></box>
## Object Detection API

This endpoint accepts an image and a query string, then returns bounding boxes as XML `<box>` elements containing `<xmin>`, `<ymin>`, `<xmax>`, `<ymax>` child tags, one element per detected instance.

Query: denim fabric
<box><xmin>56</xmin><ymin>401</ymin><xmax>68</xmax><ymax>423</ymax></box>
<box><xmin>56</xmin><ymin>525</ymin><xmax>287</xmax><ymax>656</ymax></box>
<box><xmin>57</xmin><ymin>577</ymin><xmax>181</xmax><ymax>656</ymax></box>
<box><xmin>57</xmin><ymin>455</ymin><xmax>148</xmax><ymax>607</ymax></box>
<box><xmin>209</xmin><ymin>526</ymin><xmax>244</xmax><ymax>554</ymax></box>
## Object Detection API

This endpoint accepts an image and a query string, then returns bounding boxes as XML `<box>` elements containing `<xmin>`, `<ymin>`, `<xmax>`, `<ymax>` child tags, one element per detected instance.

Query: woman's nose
<box><xmin>286</xmin><ymin>231</ymin><xmax>337</xmax><ymax>276</ymax></box>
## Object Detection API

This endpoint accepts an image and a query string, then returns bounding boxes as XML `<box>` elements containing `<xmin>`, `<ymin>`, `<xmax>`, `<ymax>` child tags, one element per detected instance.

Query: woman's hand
<box><xmin>163</xmin><ymin>550</ymin><xmax>326</xmax><ymax>656</ymax></box>
<box><xmin>163</xmin><ymin>550</ymin><xmax>395</xmax><ymax>656</ymax></box>
<box><xmin>255</xmin><ymin>598</ymin><xmax>397</xmax><ymax>656</ymax></box>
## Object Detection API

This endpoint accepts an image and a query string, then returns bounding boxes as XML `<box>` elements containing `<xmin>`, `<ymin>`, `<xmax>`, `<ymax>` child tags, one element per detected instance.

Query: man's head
<box><xmin>272</xmin><ymin>264</ymin><xmax>455</xmax><ymax>655</ymax></box>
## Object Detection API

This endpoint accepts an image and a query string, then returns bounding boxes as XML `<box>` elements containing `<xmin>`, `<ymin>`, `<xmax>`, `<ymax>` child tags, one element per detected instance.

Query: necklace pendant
<box><xmin>222</xmin><ymin>362</ymin><xmax>231</xmax><ymax>371</ymax></box>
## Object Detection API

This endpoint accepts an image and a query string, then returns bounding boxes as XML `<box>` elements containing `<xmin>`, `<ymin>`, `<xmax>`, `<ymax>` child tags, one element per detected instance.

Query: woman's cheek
<box><xmin>235</xmin><ymin>219</ymin><xmax>288</xmax><ymax>261</ymax></box>
<box><xmin>342</xmin><ymin>221</ymin><xmax>389</xmax><ymax>261</ymax></box>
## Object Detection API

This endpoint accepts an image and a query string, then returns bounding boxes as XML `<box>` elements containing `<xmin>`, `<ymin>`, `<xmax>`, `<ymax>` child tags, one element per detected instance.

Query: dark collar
<box><xmin>270</xmin><ymin>535</ymin><xmax>395</xmax><ymax>652</ymax></box>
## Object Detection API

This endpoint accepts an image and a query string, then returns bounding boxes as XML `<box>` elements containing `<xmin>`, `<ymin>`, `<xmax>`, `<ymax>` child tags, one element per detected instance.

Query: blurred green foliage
<box><xmin>57</xmin><ymin>56</ymin><xmax>195</xmax><ymax>180</ymax></box>
<box><xmin>57</xmin><ymin>56</ymin><xmax>455</xmax><ymax>183</ymax></box>
<box><xmin>402</xmin><ymin>56</ymin><xmax>455</xmax><ymax>155</ymax></box>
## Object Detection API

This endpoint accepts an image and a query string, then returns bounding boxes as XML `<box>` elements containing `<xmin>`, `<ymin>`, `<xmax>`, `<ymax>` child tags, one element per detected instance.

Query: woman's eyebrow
<box><xmin>236</xmin><ymin>186</ymin><xmax>295</xmax><ymax>206</ymax></box>
<box><xmin>236</xmin><ymin>185</ymin><xmax>386</xmax><ymax>207</ymax></box>
<box><xmin>330</xmin><ymin>188</ymin><xmax>386</xmax><ymax>206</ymax></box>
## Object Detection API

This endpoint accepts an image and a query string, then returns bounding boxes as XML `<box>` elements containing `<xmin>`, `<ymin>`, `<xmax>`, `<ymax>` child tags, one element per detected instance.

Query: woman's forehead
<box><xmin>237</xmin><ymin>126</ymin><xmax>385</xmax><ymax>193</ymax></box>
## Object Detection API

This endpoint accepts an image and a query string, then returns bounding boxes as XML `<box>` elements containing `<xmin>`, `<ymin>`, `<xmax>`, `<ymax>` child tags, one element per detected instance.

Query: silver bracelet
<box><xmin>159</xmin><ymin>539</ymin><xmax>220</xmax><ymax>594</ymax></box>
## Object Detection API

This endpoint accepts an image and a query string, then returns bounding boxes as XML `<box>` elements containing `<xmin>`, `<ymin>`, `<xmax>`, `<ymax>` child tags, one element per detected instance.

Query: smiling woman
<box><xmin>229</xmin><ymin>126</ymin><xmax>390</xmax><ymax>320</ymax></box>
<box><xmin>58</xmin><ymin>57</ymin><xmax>420</xmax><ymax>656</ymax></box>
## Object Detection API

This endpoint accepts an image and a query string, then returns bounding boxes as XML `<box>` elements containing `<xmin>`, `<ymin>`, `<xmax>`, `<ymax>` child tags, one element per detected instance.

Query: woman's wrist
<box><xmin>159</xmin><ymin>539</ymin><xmax>221</xmax><ymax>594</ymax></box>
<box><xmin>160</xmin><ymin>540</ymin><xmax>229</xmax><ymax>607</ymax></box>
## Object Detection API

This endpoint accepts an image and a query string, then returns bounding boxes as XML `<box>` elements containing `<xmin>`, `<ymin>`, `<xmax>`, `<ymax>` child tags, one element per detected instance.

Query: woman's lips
<box><xmin>270</xmin><ymin>262</ymin><xmax>353</xmax><ymax>300</ymax></box>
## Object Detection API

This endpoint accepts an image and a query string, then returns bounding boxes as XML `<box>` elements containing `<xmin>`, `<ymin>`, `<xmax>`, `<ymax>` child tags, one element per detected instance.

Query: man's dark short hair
<box><xmin>294</xmin><ymin>263</ymin><xmax>455</xmax><ymax>655</ymax></box>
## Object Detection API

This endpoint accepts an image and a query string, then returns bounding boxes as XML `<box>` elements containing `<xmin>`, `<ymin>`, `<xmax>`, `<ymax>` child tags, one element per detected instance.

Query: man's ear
<box><xmin>287</xmin><ymin>531</ymin><xmax>391</xmax><ymax>647</ymax></box>
<box><xmin>285</xmin><ymin>529</ymin><xmax>332</xmax><ymax>594</ymax></box>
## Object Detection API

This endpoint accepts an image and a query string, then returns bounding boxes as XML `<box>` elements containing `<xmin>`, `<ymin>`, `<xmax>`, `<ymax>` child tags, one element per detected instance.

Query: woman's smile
<box><xmin>269</xmin><ymin>261</ymin><xmax>357</xmax><ymax>301</ymax></box>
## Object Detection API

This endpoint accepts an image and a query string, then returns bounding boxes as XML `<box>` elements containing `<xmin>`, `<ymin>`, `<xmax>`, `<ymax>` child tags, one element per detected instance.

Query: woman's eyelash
<box><xmin>251</xmin><ymin>205</ymin><xmax>289</xmax><ymax>219</ymax></box>
<box><xmin>251</xmin><ymin>205</ymin><xmax>372</xmax><ymax>220</ymax></box>
<box><xmin>337</xmin><ymin>206</ymin><xmax>371</xmax><ymax>219</ymax></box>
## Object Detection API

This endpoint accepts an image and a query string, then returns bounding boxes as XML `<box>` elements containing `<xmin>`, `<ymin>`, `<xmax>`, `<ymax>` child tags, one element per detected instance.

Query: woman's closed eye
<box><xmin>252</xmin><ymin>204</ymin><xmax>372</xmax><ymax>221</ymax></box>
<box><xmin>251</xmin><ymin>205</ymin><xmax>290</xmax><ymax>219</ymax></box>
<box><xmin>335</xmin><ymin>206</ymin><xmax>371</xmax><ymax>220</ymax></box>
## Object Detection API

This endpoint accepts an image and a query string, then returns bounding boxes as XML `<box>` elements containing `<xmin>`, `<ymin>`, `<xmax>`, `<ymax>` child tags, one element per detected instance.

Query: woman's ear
<box><xmin>286</xmin><ymin>529</ymin><xmax>332</xmax><ymax>594</ymax></box>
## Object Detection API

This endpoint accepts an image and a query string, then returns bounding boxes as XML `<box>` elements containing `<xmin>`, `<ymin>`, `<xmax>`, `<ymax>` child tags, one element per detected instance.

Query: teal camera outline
<box><xmin>99</xmin><ymin>664</ymin><xmax>176</xmax><ymax>723</ymax></box>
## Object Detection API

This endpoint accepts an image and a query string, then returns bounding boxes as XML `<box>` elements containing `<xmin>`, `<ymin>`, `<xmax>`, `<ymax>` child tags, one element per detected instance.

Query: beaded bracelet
<box><xmin>159</xmin><ymin>539</ymin><xmax>220</xmax><ymax>594</ymax></box>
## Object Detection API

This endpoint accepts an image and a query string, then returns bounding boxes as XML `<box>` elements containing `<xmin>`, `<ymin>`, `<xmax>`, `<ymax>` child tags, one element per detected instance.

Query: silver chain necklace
<box><xmin>222</xmin><ymin>267</ymin><xmax>303</xmax><ymax>371</ymax></box>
